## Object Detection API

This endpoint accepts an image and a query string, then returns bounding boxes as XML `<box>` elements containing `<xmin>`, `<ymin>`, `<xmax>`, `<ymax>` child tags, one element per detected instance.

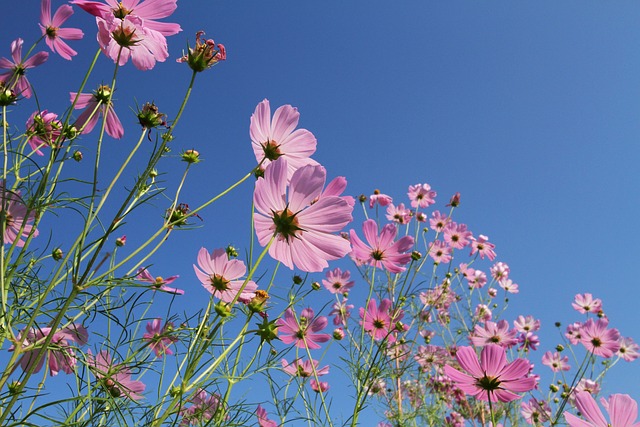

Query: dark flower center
<box><xmin>209</xmin><ymin>274</ymin><xmax>230</xmax><ymax>292</ymax></box>
<box><xmin>262</xmin><ymin>140</ymin><xmax>282</xmax><ymax>161</ymax></box>
<box><xmin>591</xmin><ymin>337</ymin><xmax>602</xmax><ymax>348</ymax></box>
<box><xmin>112</xmin><ymin>2</ymin><xmax>132</xmax><ymax>19</ymax></box>
<box><xmin>371</xmin><ymin>250</ymin><xmax>384</xmax><ymax>261</ymax></box>
<box><xmin>272</xmin><ymin>208</ymin><xmax>303</xmax><ymax>242</ymax></box>
<box><xmin>476</xmin><ymin>375</ymin><xmax>501</xmax><ymax>392</ymax></box>
<box><xmin>46</xmin><ymin>26</ymin><xmax>58</xmax><ymax>38</ymax></box>
<box><xmin>373</xmin><ymin>319</ymin><xmax>386</xmax><ymax>329</ymax></box>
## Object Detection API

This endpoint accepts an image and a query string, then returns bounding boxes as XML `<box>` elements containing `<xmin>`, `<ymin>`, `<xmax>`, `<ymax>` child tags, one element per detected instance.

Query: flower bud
<box><xmin>358</xmin><ymin>194</ymin><xmax>367</xmax><ymax>203</ymax></box>
<box><xmin>556</xmin><ymin>344</ymin><xmax>564</xmax><ymax>352</ymax></box>
<box><xmin>72</xmin><ymin>150</ymin><xmax>83</xmax><ymax>162</ymax></box>
<box><xmin>292</xmin><ymin>275</ymin><xmax>303</xmax><ymax>285</ymax></box>
<box><xmin>225</xmin><ymin>245</ymin><xmax>238</xmax><ymax>258</ymax></box>
<box><xmin>0</xmin><ymin>86</ymin><xmax>16</xmax><ymax>106</ymax></box>
<box><xmin>248</xmin><ymin>290</ymin><xmax>269</xmax><ymax>313</ymax></box>
<box><xmin>411</xmin><ymin>250</ymin><xmax>422</xmax><ymax>261</ymax></box>
<box><xmin>446</xmin><ymin>192</ymin><xmax>461</xmax><ymax>208</ymax></box>
<box><xmin>311</xmin><ymin>281</ymin><xmax>321</xmax><ymax>291</ymax></box>
<box><xmin>181</xmin><ymin>149</ymin><xmax>200</xmax><ymax>164</ymax></box>
<box><xmin>115</xmin><ymin>235</ymin><xmax>127</xmax><ymax>247</ymax></box>
<box><xmin>333</xmin><ymin>328</ymin><xmax>345</xmax><ymax>340</ymax></box>
<box><xmin>52</xmin><ymin>248</ymin><xmax>63</xmax><ymax>261</ymax></box>
<box><xmin>214</xmin><ymin>301</ymin><xmax>231</xmax><ymax>317</ymax></box>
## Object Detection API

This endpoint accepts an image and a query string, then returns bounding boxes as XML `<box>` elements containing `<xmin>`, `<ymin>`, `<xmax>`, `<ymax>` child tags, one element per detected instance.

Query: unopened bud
<box><xmin>72</xmin><ymin>151</ymin><xmax>83</xmax><ymax>162</ymax></box>
<box><xmin>214</xmin><ymin>301</ymin><xmax>231</xmax><ymax>317</ymax></box>
<box><xmin>311</xmin><ymin>281</ymin><xmax>321</xmax><ymax>291</ymax></box>
<box><xmin>411</xmin><ymin>251</ymin><xmax>422</xmax><ymax>261</ymax></box>
<box><xmin>52</xmin><ymin>248</ymin><xmax>63</xmax><ymax>261</ymax></box>
<box><xmin>226</xmin><ymin>245</ymin><xmax>238</xmax><ymax>258</ymax></box>
<box><xmin>333</xmin><ymin>328</ymin><xmax>345</xmax><ymax>340</ymax></box>
<box><xmin>115</xmin><ymin>235</ymin><xmax>127</xmax><ymax>247</ymax></box>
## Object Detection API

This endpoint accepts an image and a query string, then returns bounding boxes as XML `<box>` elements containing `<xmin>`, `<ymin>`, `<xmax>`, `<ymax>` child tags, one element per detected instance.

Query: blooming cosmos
<box><xmin>11</xmin><ymin>324</ymin><xmax>88</xmax><ymax>376</ymax></box>
<box><xmin>0</xmin><ymin>38</ymin><xmax>48</xmax><ymax>99</ymax></box>
<box><xmin>1</xmin><ymin>182</ymin><xmax>39</xmax><ymax>247</ymax></box>
<box><xmin>407</xmin><ymin>183</ymin><xmax>437</xmax><ymax>208</ymax></box>
<box><xmin>250</xmin><ymin>99</ymin><xmax>318</xmax><ymax>178</ymax></box>
<box><xmin>40</xmin><ymin>0</ymin><xmax>84</xmax><ymax>60</ymax></box>
<box><xmin>521</xmin><ymin>398</ymin><xmax>551</xmax><ymax>425</ymax></box>
<box><xmin>360</xmin><ymin>298</ymin><xmax>406</xmax><ymax>343</ymax></box>
<box><xmin>143</xmin><ymin>319</ymin><xmax>178</xmax><ymax>358</ymax></box>
<box><xmin>25</xmin><ymin>109</ymin><xmax>63</xmax><ymax>155</ymax></box>
<box><xmin>193</xmin><ymin>247</ymin><xmax>257</xmax><ymax>303</ymax></box>
<box><xmin>256</xmin><ymin>405</ymin><xmax>278</xmax><ymax>427</ymax></box>
<box><xmin>542</xmin><ymin>351</ymin><xmax>571</xmax><ymax>372</ymax></box>
<box><xmin>136</xmin><ymin>267</ymin><xmax>184</xmax><ymax>295</ymax></box>
<box><xmin>276</xmin><ymin>307</ymin><xmax>330</xmax><ymax>350</ymax></box>
<box><xmin>179</xmin><ymin>388</ymin><xmax>224</xmax><ymax>426</ymax></box>
<box><xmin>281</xmin><ymin>358</ymin><xmax>329</xmax><ymax>377</ymax></box>
<box><xmin>253</xmin><ymin>158</ymin><xmax>353</xmax><ymax>272</ymax></box>
<box><xmin>349</xmin><ymin>219</ymin><xmax>414</xmax><ymax>274</ymax></box>
<box><xmin>72</xmin><ymin>0</ymin><xmax>181</xmax><ymax>70</ymax></box>
<box><xmin>444</xmin><ymin>344</ymin><xmax>537</xmax><ymax>402</ymax></box>
<box><xmin>579</xmin><ymin>318</ymin><xmax>621</xmax><ymax>358</ymax></box>
<box><xmin>70</xmin><ymin>85</ymin><xmax>124</xmax><ymax>139</ymax></box>
<box><xmin>565</xmin><ymin>391</ymin><xmax>640</xmax><ymax>427</ymax></box>
<box><xmin>89</xmin><ymin>350</ymin><xmax>145</xmax><ymax>400</ymax></box>
<box><xmin>572</xmin><ymin>293</ymin><xmax>603</xmax><ymax>314</ymax></box>
<box><xmin>469</xmin><ymin>320</ymin><xmax>518</xmax><ymax>348</ymax></box>
<box><xmin>322</xmin><ymin>267</ymin><xmax>354</xmax><ymax>294</ymax></box>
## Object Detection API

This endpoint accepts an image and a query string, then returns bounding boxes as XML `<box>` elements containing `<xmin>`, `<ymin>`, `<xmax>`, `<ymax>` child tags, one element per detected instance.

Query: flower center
<box><xmin>272</xmin><ymin>208</ymin><xmax>302</xmax><ymax>242</ymax></box>
<box><xmin>371</xmin><ymin>250</ymin><xmax>384</xmax><ymax>261</ymax></box>
<box><xmin>373</xmin><ymin>319</ymin><xmax>386</xmax><ymax>329</ymax></box>
<box><xmin>45</xmin><ymin>26</ymin><xmax>58</xmax><ymax>38</ymax></box>
<box><xmin>95</xmin><ymin>85</ymin><xmax>113</xmax><ymax>104</ymax></box>
<box><xmin>476</xmin><ymin>375</ymin><xmax>501</xmax><ymax>392</ymax></box>
<box><xmin>154</xmin><ymin>277</ymin><xmax>165</xmax><ymax>287</ymax></box>
<box><xmin>209</xmin><ymin>274</ymin><xmax>230</xmax><ymax>292</ymax></box>
<box><xmin>332</xmin><ymin>282</ymin><xmax>341</xmax><ymax>290</ymax></box>
<box><xmin>262</xmin><ymin>140</ymin><xmax>282</xmax><ymax>161</ymax></box>
<box><xmin>590</xmin><ymin>337</ymin><xmax>602</xmax><ymax>348</ymax></box>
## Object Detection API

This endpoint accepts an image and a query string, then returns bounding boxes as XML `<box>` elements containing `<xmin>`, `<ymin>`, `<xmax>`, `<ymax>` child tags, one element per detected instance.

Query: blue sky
<box><xmin>3</xmin><ymin>0</ymin><xmax>640</xmax><ymax>424</ymax></box>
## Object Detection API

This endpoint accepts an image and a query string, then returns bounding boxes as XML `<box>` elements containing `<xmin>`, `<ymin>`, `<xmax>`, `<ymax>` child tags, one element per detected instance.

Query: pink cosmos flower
<box><xmin>316</xmin><ymin>176</ymin><xmax>355</xmax><ymax>207</ymax></box>
<box><xmin>521</xmin><ymin>398</ymin><xmax>551</xmax><ymax>425</ymax></box>
<box><xmin>70</xmin><ymin>85</ymin><xmax>124</xmax><ymax>139</ymax></box>
<box><xmin>349</xmin><ymin>219</ymin><xmax>414</xmax><ymax>274</ymax></box>
<box><xmin>386</xmin><ymin>203</ymin><xmax>412</xmax><ymax>224</ymax></box>
<box><xmin>565</xmin><ymin>391</ymin><xmax>640</xmax><ymax>427</ymax></box>
<box><xmin>369</xmin><ymin>189</ymin><xmax>393</xmax><ymax>208</ymax></box>
<box><xmin>40</xmin><ymin>0</ymin><xmax>84</xmax><ymax>60</ymax></box>
<box><xmin>0</xmin><ymin>38</ymin><xmax>48</xmax><ymax>99</ymax></box>
<box><xmin>573</xmin><ymin>379</ymin><xmax>601</xmax><ymax>396</ymax></box>
<box><xmin>429</xmin><ymin>210</ymin><xmax>450</xmax><ymax>232</ymax></box>
<box><xmin>518</xmin><ymin>332</ymin><xmax>540</xmax><ymax>351</ymax></box>
<box><xmin>322</xmin><ymin>267</ymin><xmax>354</xmax><ymax>294</ymax></box>
<box><xmin>136</xmin><ymin>267</ymin><xmax>184</xmax><ymax>295</ymax></box>
<box><xmin>470</xmin><ymin>234</ymin><xmax>497</xmax><ymax>261</ymax></box>
<box><xmin>566</xmin><ymin>322</ymin><xmax>584</xmax><ymax>345</ymax></box>
<box><xmin>428</xmin><ymin>240</ymin><xmax>452</xmax><ymax>264</ymax></box>
<box><xmin>465</xmin><ymin>268</ymin><xmax>488</xmax><ymax>289</ymax></box>
<box><xmin>444</xmin><ymin>344</ymin><xmax>537</xmax><ymax>403</ymax></box>
<box><xmin>499</xmin><ymin>278</ymin><xmax>519</xmax><ymax>293</ymax></box>
<box><xmin>250</xmin><ymin>99</ymin><xmax>318</xmax><ymax>178</ymax></box>
<box><xmin>475</xmin><ymin>304</ymin><xmax>493</xmax><ymax>322</ymax></box>
<box><xmin>443</xmin><ymin>222</ymin><xmax>473</xmax><ymax>249</ymax></box>
<box><xmin>72</xmin><ymin>0</ymin><xmax>181</xmax><ymax>70</ymax></box>
<box><xmin>617</xmin><ymin>337</ymin><xmax>640</xmax><ymax>362</ymax></box>
<box><xmin>329</xmin><ymin>299</ymin><xmax>354</xmax><ymax>326</ymax></box>
<box><xmin>276</xmin><ymin>307</ymin><xmax>330</xmax><ymax>350</ymax></box>
<box><xmin>469</xmin><ymin>320</ymin><xmax>518</xmax><ymax>348</ymax></box>
<box><xmin>281</xmin><ymin>358</ymin><xmax>329</xmax><ymax>377</ymax></box>
<box><xmin>572</xmin><ymin>293</ymin><xmax>603</xmax><ymax>314</ymax></box>
<box><xmin>256</xmin><ymin>405</ymin><xmax>278</xmax><ymax>427</ymax></box>
<box><xmin>253</xmin><ymin>158</ymin><xmax>353</xmax><ymax>272</ymax></box>
<box><xmin>11</xmin><ymin>324</ymin><xmax>88</xmax><ymax>376</ymax></box>
<box><xmin>25</xmin><ymin>109</ymin><xmax>64</xmax><ymax>155</ymax></box>
<box><xmin>490</xmin><ymin>262</ymin><xmax>510</xmax><ymax>281</ymax></box>
<box><xmin>193</xmin><ymin>247</ymin><xmax>257</xmax><ymax>303</ymax></box>
<box><xmin>514</xmin><ymin>315</ymin><xmax>541</xmax><ymax>333</ymax></box>
<box><xmin>407</xmin><ymin>183</ymin><xmax>437</xmax><ymax>208</ymax></box>
<box><xmin>579</xmin><ymin>318</ymin><xmax>621</xmax><ymax>358</ymax></box>
<box><xmin>1</xmin><ymin>182</ymin><xmax>39</xmax><ymax>247</ymax></box>
<box><xmin>360</xmin><ymin>298</ymin><xmax>405</xmax><ymax>343</ymax></box>
<box><xmin>542</xmin><ymin>351</ymin><xmax>571</xmax><ymax>372</ymax></box>
<box><xmin>89</xmin><ymin>350</ymin><xmax>145</xmax><ymax>400</ymax></box>
<box><xmin>311</xmin><ymin>379</ymin><xmax>330</xmax><ymax>393</ymax></box>
<box><xmin>179</xmin><ymin>388</ymin><xmax>224</xmax><ymax>426</ymax></box>
<box><xmin>143</xmin><ymin>318</ymin><xmax>178</xmax><ymax>357</ymax></box>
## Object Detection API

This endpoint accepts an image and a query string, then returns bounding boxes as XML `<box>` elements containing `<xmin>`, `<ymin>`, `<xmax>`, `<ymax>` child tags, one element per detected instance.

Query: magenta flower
<box><xmin>580</xmin><ymin>318</ymin><xmax>621</xmax><ymax>358</ymax></box>
<box><xmin>276</xmin><ymin>307</ymin><xmax>330</xmax><ymax>350</ymax></box>
<box><xmin>11</xmin><ymin>324</ymin><xmax>88</xmax><ymax>376</ymax></box>
<box><xmin>1</xmin><ymin>182</ymin><xmax>39</xmax><ymax>247</ymax></box>
<box><xmin>359</xmin><ymin>298</ymin><xmax>405</xmax><ymax>343</ymax></box>
<box><xmin>40</xmin><ymin>0</ymin><xmax>83</xmax><ymax>60</ymax></box>
<box><xmin>253</xmin><ymin>158</ymin><xmax>353</xmax><ymax>272</ymax></box>
<box><xmin>542</xmin><ymin>351</ymin><xmax>571</xmax><ymax>372</ymax></box>
<box><xmin>193</xmin><ymin>247</ymin><xmax>257</xmax><ymax>303</ymax></box>
<box><xmin>143</xmin><ymin>318</ymin><xmax>178</xmax><ymax>358</ymax></box>
<box><xmin>572</xmin><ymin>293</ymin><xmax>603</xmax><ymax>314</ymax></box>
<box><xmin>179</xmin><ymin>388</ymin><xmax>224</xmax><ymax>426</ymax></box>
<box><xmin>281</xmin><ymin>358</ymin><xmax>329</xmax><ymax>377</ymax></box>
<box><xmin>443</xmin><ymin>222</ymin><xmax>473</xmax><ymax>249</ymax></box>
<box><xmin>407</xmin><ymin>183</ymin><xmax>437</xmax><ymax>208</ymax></box>
<box><xmin>469</xmin><ymin>320</ymin><xmax>518</xmax><ymax>348</ymax></box>
<box><xmin>521</xmin><ymin>398</ymin><xmax>551</xmax><ymax>425</ymax></box>
<box><xmin>429</xmin><ymin>210</ymin><xmax>450</xmax><ymax>232</ymax></box>
<box><xmin>0</xmin><ymin>39</ymin><xmax>48</xmax><ymax>99</ymax></box>
<box><xmin>386</xmin><ymin>203</ymin><xmax>412</xmax><ymax>224</ymax></box>
<box><xmin>310</xmin><ymin>379</ymin><xmax>330</xmax><ymax>393</ymax></box>
<box><xmin>136</xmin><ymin>267</ymin><xmax>184</xmax><ymax>295</ymax></box>
<box><xmin>25</xmin><ymin>109</ymin><xmax>63</xmax><ymax>155</ymax></box>
<box><xmin>444</xmin><ymin>344</ymin><xmax>537</xmax><ymax>403</ymax></box>
<box><xmin>349</xmin><ymin>219</ymin><xmax>414</xmax><ymax>274</ymax></box>
<box><xmin>322</xmin><ymin>267</ymin><xmax>354</xmax><ymax>294</ymax></box>
<box><xmin>250</xmin><ymin>99</ymin><xmax>318</xmax><ymax>178</ymax></box>
<box><xmin>256</xmin><ymin>405</ymin><xmax>278</xmax><ymax>427</ymax></box>
<box><xmin>89</xmin><ymin>350</ymin><xmax>145</xmax><ymax>400</ymax></box>
<box><xmin>70</xmin><ymin>85</ymin><xmax>124</xmax><ymax>139</ymax></box>
<box><xmin>329</xmin><ymin>299</ymin><xmax>354</xmax><ymax>326</ymax></box>
<box><xmin>72</xmin><ymin>0</ymin><xmax>181</xmax><ymax>70</ymax></box>
<box><xmin>565</xmin><ymin>391</ymin><xmax>640</xmax><ymax>427</ymax></box>
<box><xmin>470</xmin><ymin>234</ymin><xmax>497</xmax><ymax>261</ymax></box>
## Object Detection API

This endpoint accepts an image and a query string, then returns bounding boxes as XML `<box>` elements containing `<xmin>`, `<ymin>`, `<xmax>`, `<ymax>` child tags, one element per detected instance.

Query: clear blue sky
<box><xmin>3</xmin><ymin>0</ymin><xmax>640</xmax><ymax>423</ymax></box>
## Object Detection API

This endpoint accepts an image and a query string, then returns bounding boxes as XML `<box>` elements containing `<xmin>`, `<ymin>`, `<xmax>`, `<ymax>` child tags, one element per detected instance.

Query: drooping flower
<box><xmin>541</xmin><ymin>351</ymin><xmax>571</xmax><ymax>372</ymax></box>
<box><xmin>276</xmin><ymin>307</ymin><xmax>330</xmax><ymax>350</ymax></box>
<box><xmin>469</xmin><ymin>320</ymin><xmax>518</xmax><ymax>348</ymax></box>
<box><xmin>369</xmin><ymin>189</ymin><xmax>393</xmax><ymax>208</ymax></box>
<box><xmin>256</xmin><ymin>405</ymin><xmax>278</xmax><ymax>427</ymax></box>
<box><xmin>349</xmin><ymin>219</ymin><xmax>414</xmax><ymax>274</ymax></box>
<box><xmin>310</xmin><ymin>379</ymin><xmax>330</xmax><ymax>393</ymax></box>
<box><xmin>470</xmin><ymin>234</ymin><xmax>497</xmax><ymax>261</ymax></box>
<box><xmin>407</xmin><ymin>183</ymin><xmax>437</xmax><ymax>208</ymax></box>
<box><xmin>322</xmin><ymin>267</ymin><xmax>354</xmax><ymax>294</ymax></box>
<box><xmin>1</xmin><ymin>182</ymin><xmax>39</xmax><ymax>247</ymax></box>
<box><xmin>39</xmin><ymin>0</ymin><xmax>84</xmax><ymax>60</ymax></box>
<box><xmin>579</xmin><ymin>318</ymin><xmax>621</xmax><ymax>358</ymax></box>
<box><xmin>11</xmin><ymin>324</ymin><xmax>88</xmax><ymax>376</ymax></box>
<box><xmin>250</xmin><ymin>99</ymin><xmax>318</xmax><ymax>178</ymax></box>
<box><xmin>564</xmin><ymin>391</ymin><xmax>640</xmax><ymax>427</ymax></box>
<box><xmin>193</xmin><ymin>247</ymin><xmax>257</xmax><ymax>303</ymax></box>
<box><xmin>177</xmin><ymin>31</ymin><xmax>225</xmax><ymax>72</ymax></box>
<box><xmin>253</xmin><ymin>158</ymin><xmax>353</xmax><ymax>272</ymax></box>
<box><xmin>329</xmin><ymin>299</ymin><xmax>354</xmax><ymax>326</ymax></box>
<box><xmin>359</xmin><ymin>298</ymin><xmax>406</xmax><ymax>343</ymax></box>
<box><xmin>25</xmin><ymin>109</ymin><xmax>63</xmax><ymax>155</ymax></box>
<box><xmin>444</xmin><ymin>344</ymin><xmax>537</xmax><ymax>403</ymax></box>
<box><xmin>89</xmin><ymin>350</ymin><xmax>145</xmax><ymax>400</ymax></box>
<box><xmin>281</xmin><ymin>358</ymin><xmax>329</xmax><ymax>377</ymax></box>
<box><xmin>0</xmin><ymin>38</ymin><xmax>48</xmax><ymax>99</ymax></box>
<box><xmin>143</xmin><ymin>319</ymin><xmax>178</xmax><ymax>358</ymax></box>
<box><xmin>136</xmin><ymin>267</ymin><xmax>184</xmax><ymax>295</ymax></box>
<box><xmin>70</xmin><ymin>85</ymin><xmax>124</xmax><ymax>139</ymax></box>
<box><xmin>572</xmin><ymin>293</ymin><xmax>603</xmax><ymax>314</ymax></box>
<box><xmin>179</xmin><ymin>388</ymin><xmax>225</xmax><ymax>426</ymax></box>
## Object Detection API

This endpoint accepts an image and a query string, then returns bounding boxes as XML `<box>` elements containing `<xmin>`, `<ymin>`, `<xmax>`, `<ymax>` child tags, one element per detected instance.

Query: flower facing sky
<box><xmin>276</xmin><ymin>307</ymin><xmax>330</xmax><ymax>350</ymax></box>
<box><xmin>281</xmin><ymin>358</ymin><xmax>329</xmax><ymax>377</ymax></box>
<box><xmin>322</xmin><ymin>267</ymin><xmax>354</xmax><ymax>294</ymax></box>
<box><xmin>39</xmin><ymin>0</ymin><xmax>84</xmax><ymax>60</ymax></box>
<box><xmin>565</xmin><ymin>391</ymin><xmax>640</xmax><ymax>427</ymax></box>
<box><xmin>360</xmin><ymin>298</ymin><xmax>405</xmax><ymax>343</ymax></box>
<box><xmin>136</xmin><ymin>267</ymin><xmax>184</xmax><ymax>295</ymax></box>
<box><xmin>444</xmin><ymin>344</ymin><xmax>537</xmax><ymax>403</ymax></box>
<box><xmin>193</xmin><ymin>247</ymin><xmax>257</xmax><ymax>303</ymax></box>
<box><xmin>579</xmin><ymin>318</ymin><xmax>621</xmax><ymax>358</ymax></box>
<box><xmin>253</xmin><ymin>158</ymin><xmax>353</xmax><ymax>272</ymax></box>
<box><xmin>349</xmin><ymin>219</ymin><xmax>414</xmax><ymax>274</ymax></box>
<box><xmin>0</xmin><ymin>38</ymin><xmax>48</xmax><ymax>99</ymax></box>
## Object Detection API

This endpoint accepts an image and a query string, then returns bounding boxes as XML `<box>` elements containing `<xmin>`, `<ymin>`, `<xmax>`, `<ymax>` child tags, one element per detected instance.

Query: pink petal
<box><xmin>575</xmin><ymin>391</ymin><xmax>608</xmax><ymax>427</ymax></box>
<box><xmin>608</xmin><ymin>394</ymin><xmax>639</xmax><ymax>427</ymax></box>
<box><xmin>51</xmin><ymin>4</ymin><xmax>74</xmax><ymax>27</ymax></box>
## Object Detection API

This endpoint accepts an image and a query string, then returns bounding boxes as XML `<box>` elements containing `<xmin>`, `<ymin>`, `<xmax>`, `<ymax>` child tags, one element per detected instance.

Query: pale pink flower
<box><xmin>414</xmin><ymin>345</ymin><xmax>449</xmax><ymax>371</ymax></box>
<box><xmin>565</xmin><ymin>391</ymin><xmax>640</xmax><ymax>427</ymax></box>
<box><xmin>276</xmin><ymin>308</ymin><xmax>330</xmax><ymax>350</ymax></box>
<box><xmin>349</xmin><ymin>219</ymin><xmax>414</xmax><ymax>274</ymax></box>
<box><xmin>574</xmin><ymin>379</ymin><xmax>601</xmax><ymax>396</ymax></box>
<box><xmin>310</xmin><ymin>379</ymin><xmax>329</xmax><ymax>393</ymax></box>
<box><xmin>143</xmin><ymin>318</ymin><xmax>177</xmax><ymax>358</ymax></box>
<box><xmin>521</xmin><ymin>398</ymin><xmax>551</xmax><ymax>425</ymax></box>
<box><xmin>329</xmin><ymin>299</ymin><xmax>354</xmax><ymax>326</ymax></box>
<box><xmin>193</xmin><ymin>247</ymin><xmax>257</xmax><ymax>303</ymax></box>
<box><xmin>429</xmin><ymin>210</ymin><xmax>450</xmax><ymax>232</ymax></box>
<box><xmin>253</xmin><ymin>158</ymin><xmax>353</xmax><ymax>272</ymax></box>
<box><xmin>70</xmin><ymin>85</ymin><xmax>124</xmax><ymax>139</ymax></box>
<box><xmin>369</xmin><ymin>189</ymin><xmax>393</xmax><ymax>208</ymax></box>
<box><xmin>1</xmin><ymin>183</ymin><xmax>39</xmax><ymax>247</ymax></box>
<box><xmin>360</xmin><ymin>298</ymin><xmax>405</xmax><ymax>343</ymax></box>
<box><xmin>566</xmin><ymin>322</ymin><xmax>584</xmax><ymax>345</ymax></box>
<box><xmin>542</xmin><ymin>351</ymin><xmax>571</xmax><ymax>372</ymax></box>
<box><xmin>572</xmin><ymin>293</ymin><xmax>603</xmax><ymax>314</ymax></box>
<box><xmin>0</xmin><ymin>38</ymin><xmax>48</xmax><ymax>99</ymax></box>
<box><xmin>40</xmin><ymin>0</ymin><xmax>84</xmax><ymax>60</ymax></box>
<box><xmin>580</xmin><ymin>318</ymin><xmax>620</xmax><ymax>358</ymax></box>
<box><xmin>617</xmin><ymin>337</ymin><xmax>640</xmax><ymax>362</ymax></box>
<box><xmin>316</xmin><ymin>176</ymin><xmax>355</xmax><ymax>207</ymax></box>
<box><xmin>407</xmin><ymin>183</ymin><xmax>436</xmax><ymax>208</ymax></box>
<box><xmin>514</xmin><ymin>315</ymin><xmax>541</xmax><ymax>333</ymax></box>
<box><xmin>250</xmin><ymin>99</ymin><xmax>317</xmax><ymax>178</ymax></box>
<box><xmin>470</xmin><ymin>234</ymin><xmax>497</xmax><ymax>261</ymax></box>
<box><xmin>281</xmin><ymin>358</ymin><xmax>329</xmax><ymax>377</ymax></box>
<box><xmin>11</xmin><ymin>324</ymin><xmax>88</xmax><ymax>376</ymax></box>
<box><xmin>179</xmin><ymin>388</ymin><xmax>224</xmax><ymax>426</ymax></box>
<box><xmin>444</xmin><ymin>222</ymin><xmax>473</xmax><ymax>249</ymax></box>
<box><xmin>469</xmin><ymin>320</ymin><xmax>518</xmax><ymax>348</ymax></box>
<box><xmin>499</xmin><ymin>278</ymin><xmax>519</xmax><ymax>293</ymax></box>
<box><xmin>136</xmin><ymin>267</ymin><xmax>184</xmax><ymax>295</ymax></box>
<box><xmin>465</xmin><ymin>268</ymin><xmax>487</xmax><ymax>289</ymax></box>
<box><xmin>322</xmin><ymin>267</ymin><xmax>354</xmax><ymax>294</ymax></box>
<box><xmin>256</xmin><ymin>405</ymin><xmax>278</xmax><ymax>427</ymax></box>
<box><xmin>386</xmin><ymin>202</ymin><xmax>412</xmax><ymax>224</ymax></box>
<box><xmin>89</xmin><ymin>350</ymin><xmax>145</xmax><ymax>400</ymax></box>
<box><xmin>25</xmin><ymin>110</ymin><xmax>63</xmax><ymax>155</ymax></box>
<box><xmin>445</xmin><ymin>411</ymin><xmax>465</xmax><ymax>427</ymax></box>
<box><xmin>475</xmin><ymin>304</ymin><xmax>493</xmax><ymax>322</ymax></box>
<box><xmin>490</xmin><ymin>262</ymin><xmax>510</xmax><ymax>281</ymax></box>
<box><xmin>428</xmin><ymin>239</ymin><xmax>452</xmax><ymax>264</ymax></box>
<box><xmin>444</xmin><ymin>344</ymin><xmax>537</xmax><ymax>402</ymax></box>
